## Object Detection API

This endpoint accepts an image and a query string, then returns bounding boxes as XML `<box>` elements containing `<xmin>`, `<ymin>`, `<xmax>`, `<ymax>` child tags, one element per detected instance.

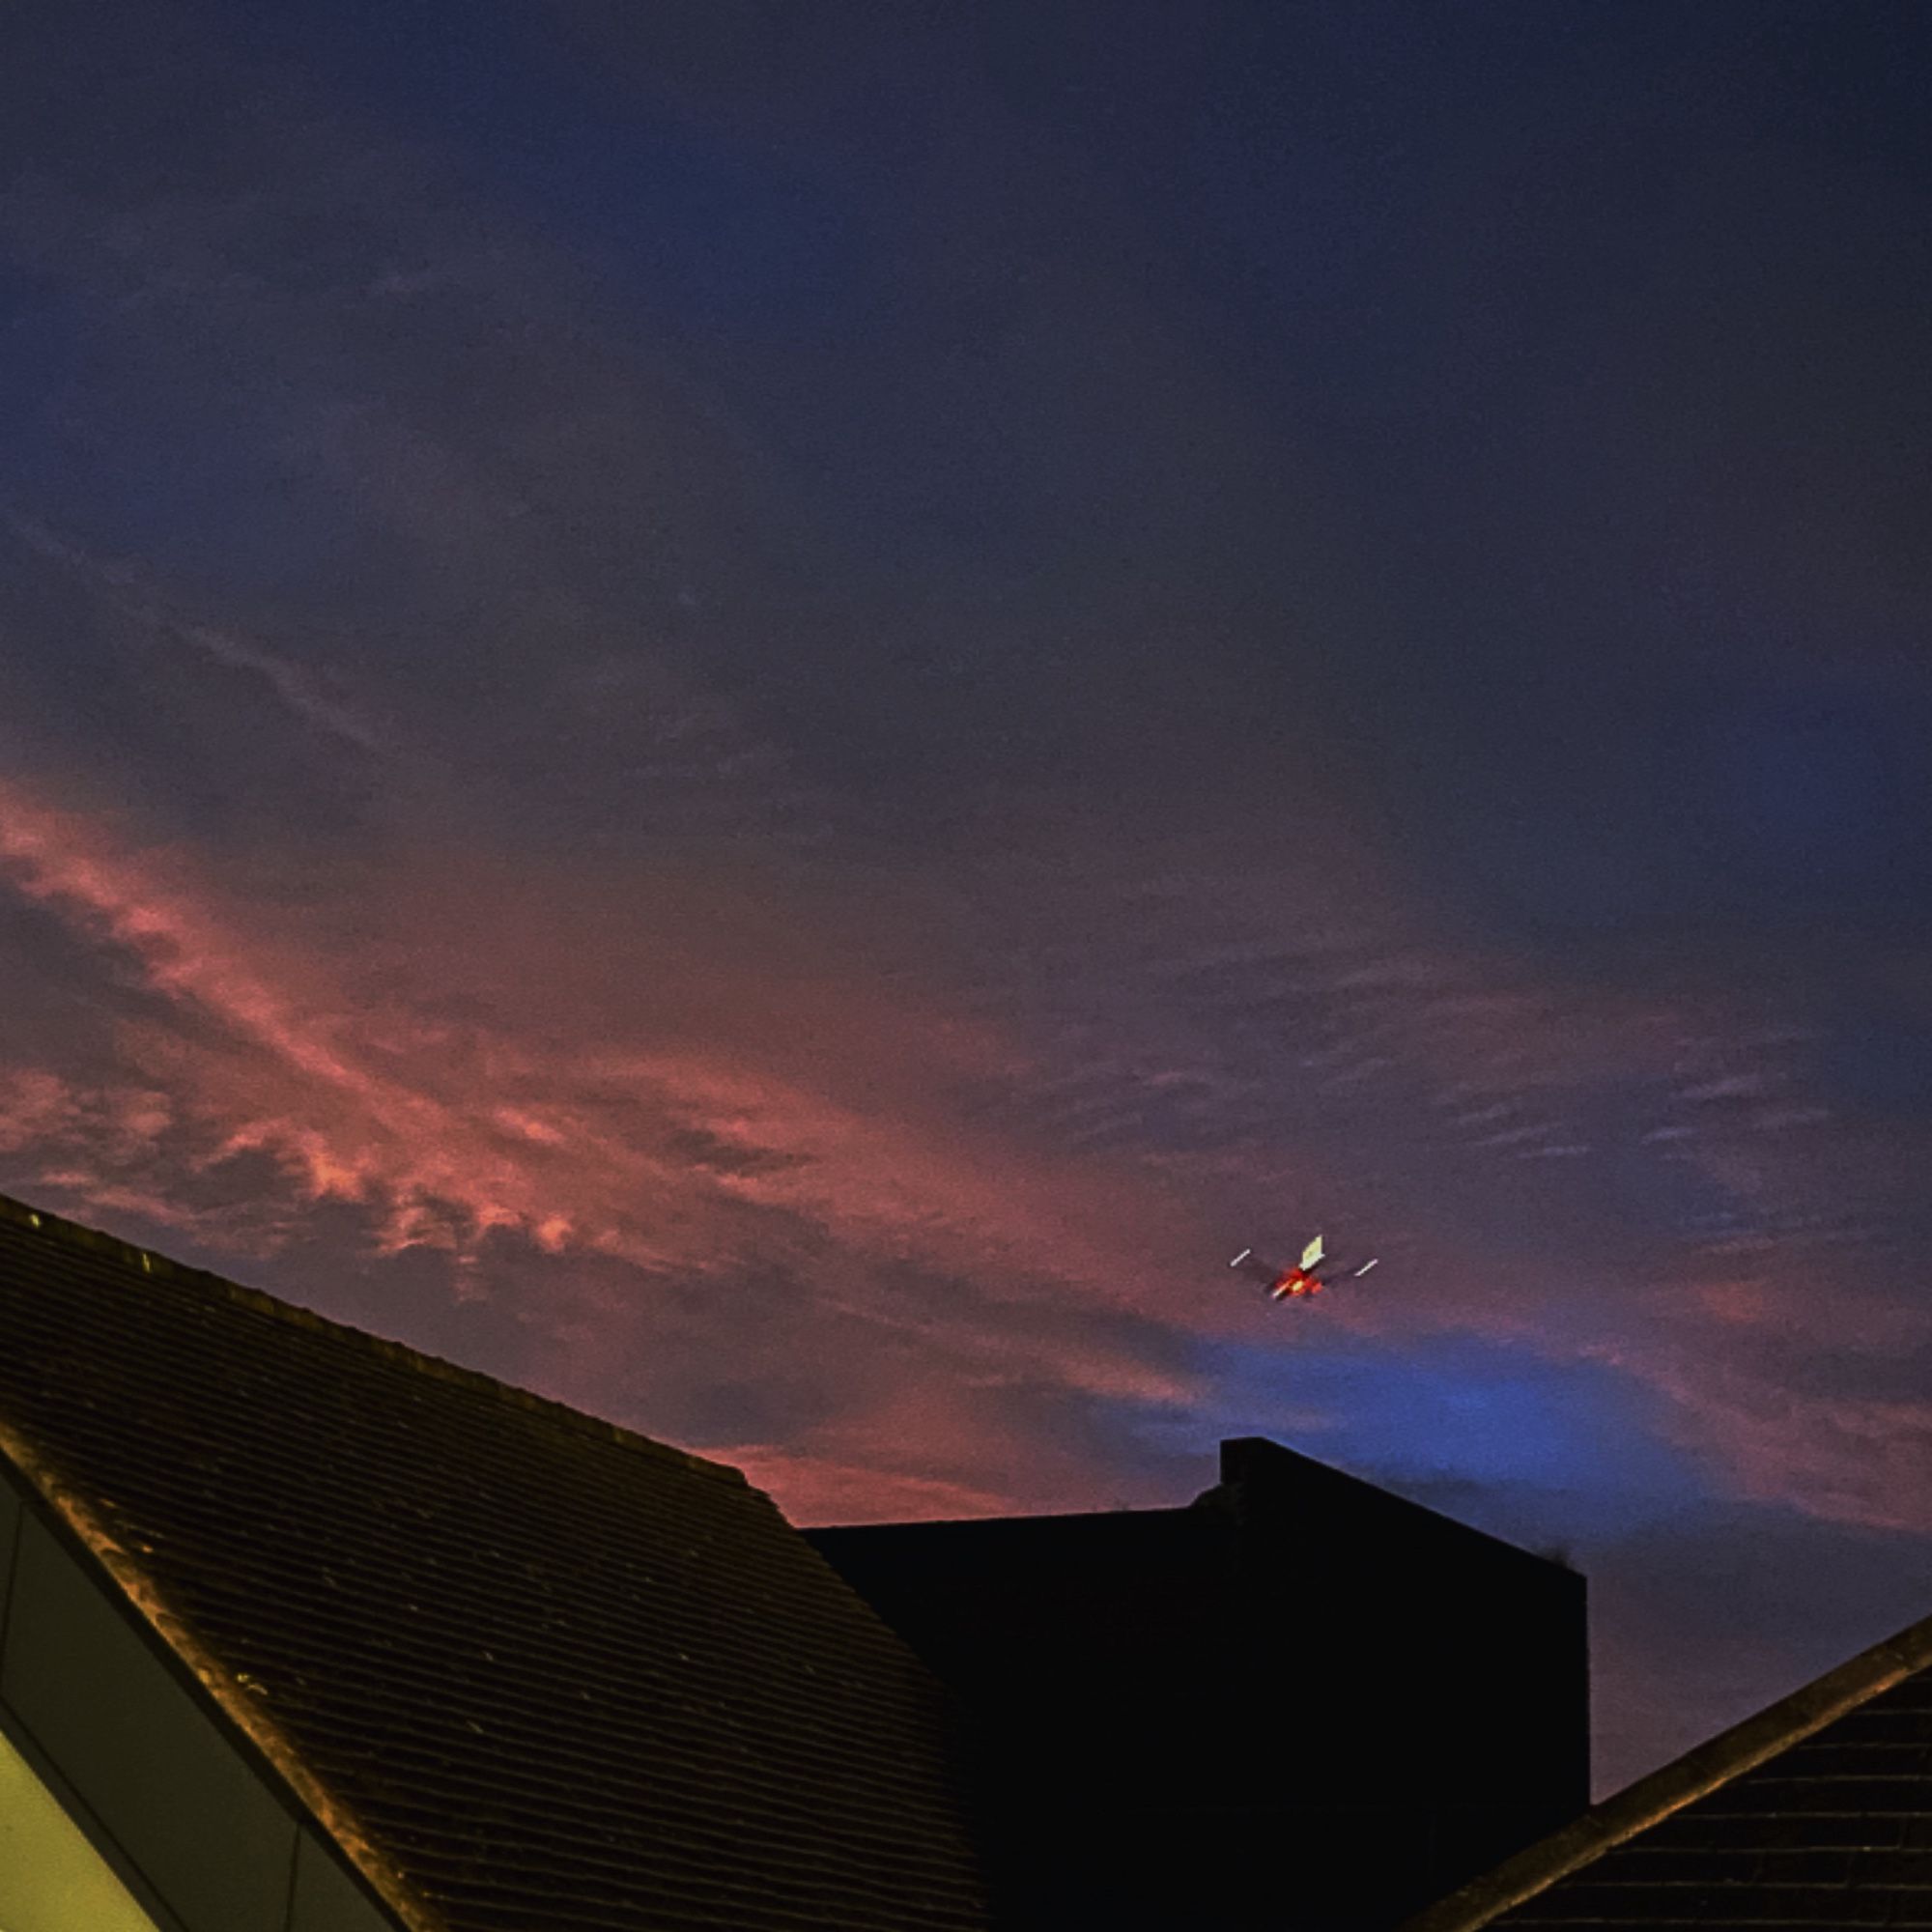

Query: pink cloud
<box><xmin>3</xmin><ymin>761</ymin><xmax>1928</xmax><ymax>1591</ymax></box>
<box><xmin>0</xmin><ymin>775</ymin><xmax>1208</xmax><ymax>1437</ymax></box>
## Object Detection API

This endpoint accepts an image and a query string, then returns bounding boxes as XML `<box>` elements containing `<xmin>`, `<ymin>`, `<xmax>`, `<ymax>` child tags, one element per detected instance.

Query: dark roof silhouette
<box><xmin>810</xmin><ymin>1435</ymin><xmax>1589</xmax><ymax>1932</ymax></box>
<box><xmin>0</xmin><ymin>1192</ymin><xmax>989</xmax><ymax>1932</ymax></box>
<box><xmin>1404</xmin><ymin>1606</ymin><xmax>1932</xmax><ymax>1932</ymax></box>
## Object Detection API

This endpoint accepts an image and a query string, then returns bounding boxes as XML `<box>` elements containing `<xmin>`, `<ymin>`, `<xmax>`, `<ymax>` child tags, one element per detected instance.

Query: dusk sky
<box><xmin>5</xmin><ymin>0</ymin><xmax>1930</xmax><ymax>1795</ymax></box>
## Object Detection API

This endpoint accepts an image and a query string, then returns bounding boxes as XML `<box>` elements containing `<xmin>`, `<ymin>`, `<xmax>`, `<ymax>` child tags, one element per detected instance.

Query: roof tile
<box><xmin>0</xmin><ymin>1194</ymin><xmax>990</xmax><ymax>1932</ymax></box>
<box><xmin>1405</xmin><ymin>1606</ymin><xmax>1932</xmax><ymax>1932</ymax></box>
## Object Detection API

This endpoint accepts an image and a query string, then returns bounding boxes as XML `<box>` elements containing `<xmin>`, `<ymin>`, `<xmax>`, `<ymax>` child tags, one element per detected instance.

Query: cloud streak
<box><xmin>5</xmin><ymin>516</ymin><xmax>388</xmax><ymax>756</ymax></box>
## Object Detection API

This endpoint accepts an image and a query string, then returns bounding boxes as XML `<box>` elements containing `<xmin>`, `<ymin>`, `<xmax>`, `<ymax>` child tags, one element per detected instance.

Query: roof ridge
<box><xmin>1399</xmin><ymin>1601</ymin><xmax>1932</xmax><ymax>1932</ymax></box>
<box><xmin>810</xmin><ymin>1504</ymin><xmax>1192</xmax><ymax>1533</ymax></box>
<box><xmin>0</xmin><ymin>1190</ymin><xmax>745</xmax><ymax>1491</ymax></box>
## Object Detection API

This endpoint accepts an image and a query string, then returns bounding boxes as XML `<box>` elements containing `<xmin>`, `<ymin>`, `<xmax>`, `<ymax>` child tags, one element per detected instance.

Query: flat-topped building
<box><xmin>810</xmin><ymin>1436</ymin><xmax>1589</xmax><ymax>1931</ymax></box>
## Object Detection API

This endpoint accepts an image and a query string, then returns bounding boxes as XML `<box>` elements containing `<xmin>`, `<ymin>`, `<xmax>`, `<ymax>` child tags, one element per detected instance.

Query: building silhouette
<box><xmin>810</xmin><ymin>1436</ymin><xmax>1587</xmax><ymax>1930</ymax></box>
<box><xmin>4</xmin><ymin>1187</ymin><xmax>1929</xmax><ymax>1932</ymax></box>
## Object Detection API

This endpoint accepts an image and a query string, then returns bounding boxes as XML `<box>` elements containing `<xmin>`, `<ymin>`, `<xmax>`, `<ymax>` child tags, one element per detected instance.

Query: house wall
<box><xmin>0</xmin><ymin>1465</ymin><xmax>395</xmax><ymax>1932</ymax></box>
<box><xmin>1</xmin><ymin>1721</ymin><xmax>164</xmax><ymax>1932</ymax></box>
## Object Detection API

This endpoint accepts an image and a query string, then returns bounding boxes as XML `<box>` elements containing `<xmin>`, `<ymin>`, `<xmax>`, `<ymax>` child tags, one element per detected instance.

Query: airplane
<box><xmin>1230</xmin><ymin>1234</ymin><xmax>1379</xmax><ymax>1302</ymax></box>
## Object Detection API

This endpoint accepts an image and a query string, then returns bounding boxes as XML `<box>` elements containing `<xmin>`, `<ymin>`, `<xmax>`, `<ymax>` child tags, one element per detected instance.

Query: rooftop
<box><xmin>1404</xmin><ymin>1602</ymin><xmax>1932</xmax><ymax>1932</ymax></box>
<box><xmin>0</xmin><ymin>1190</ymin><xmax>991</xmax><ymax>1932</ymax></box>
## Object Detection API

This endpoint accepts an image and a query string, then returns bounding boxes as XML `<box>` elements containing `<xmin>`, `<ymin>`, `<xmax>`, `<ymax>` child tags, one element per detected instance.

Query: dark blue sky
<box><xmin>3</xmin><ymin>0</ymin><xmax>1930</xmax><ymax>1792</ymax></box>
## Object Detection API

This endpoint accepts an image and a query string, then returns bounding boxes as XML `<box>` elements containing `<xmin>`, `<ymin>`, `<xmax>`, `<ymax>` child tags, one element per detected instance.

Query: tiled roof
<box><xmin>1403</xmin><ymin>1606</ymin><xmax>1932</xmax><ymax>1932</ymax></box>
<box><xmin>0</xmin><ymin>1192</ymin><xmax>990</xmax><ymax>1932</ymax></box>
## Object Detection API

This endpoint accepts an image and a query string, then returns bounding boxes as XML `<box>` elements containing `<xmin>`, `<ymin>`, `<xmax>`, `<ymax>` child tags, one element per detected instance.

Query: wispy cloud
<box><xmin>7</xmin><ymin>515</ymin><xmax>387</xmax><ymax>755</ymax></box>
<box><xmin>4</xmin><ymin>7</ymin><xmax>1930</xmax><ymax>1798</ymax></box>
<box><xmin>0</xmin><ymin>772</ymin><xmax>1206</xmax><ymax>1462</ymax></box>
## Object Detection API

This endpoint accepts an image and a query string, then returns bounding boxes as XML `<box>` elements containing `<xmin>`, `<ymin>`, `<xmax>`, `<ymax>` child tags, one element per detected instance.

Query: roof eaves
<box><xmin>0</xmin><ymin>1414</ymin><xmax>440</xmax><ymax>1932</ymax></box>
<box><xmin>1397</xmin><ymin>1603</ymin><xmax>1932</xmax><ymax>1932</ymax></box>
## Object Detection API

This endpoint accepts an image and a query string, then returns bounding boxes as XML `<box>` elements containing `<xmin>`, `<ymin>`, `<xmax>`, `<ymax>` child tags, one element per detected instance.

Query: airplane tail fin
<box><xmin>1300</xmin><ymin>1234</ymin><xmax>1325</xmax><ymax>1270</ymax></box>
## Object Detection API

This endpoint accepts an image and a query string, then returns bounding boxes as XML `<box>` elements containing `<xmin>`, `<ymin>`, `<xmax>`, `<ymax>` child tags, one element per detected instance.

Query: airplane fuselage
<box><xmin>1268</xmin><ymin>1268</ymin><xmax>1323</xmax><ymax>1299</ymax></box>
